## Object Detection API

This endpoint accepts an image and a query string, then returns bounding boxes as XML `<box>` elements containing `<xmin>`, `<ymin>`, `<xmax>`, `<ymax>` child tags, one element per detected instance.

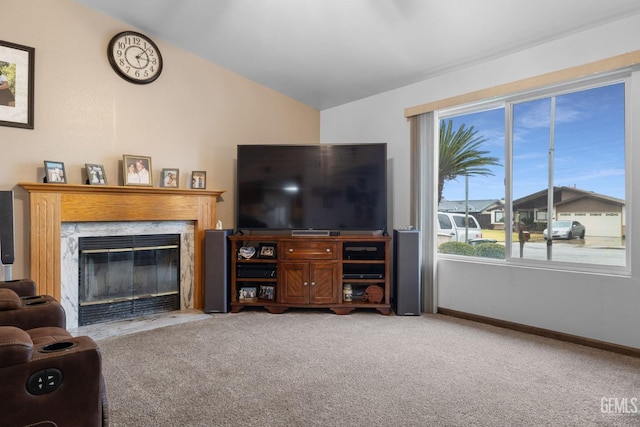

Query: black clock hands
<box><xmin>134</xmin><ymin>48</ymin><xmax>154</xmax><ymax>66</ymax></box>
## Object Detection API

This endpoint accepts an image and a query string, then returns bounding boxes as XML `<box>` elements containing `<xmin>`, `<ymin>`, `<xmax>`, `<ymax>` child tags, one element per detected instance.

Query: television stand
<box><xmin>229</xmin><ymin>234</ymin><xmax>391</xmax><ymax>315</ymax></box>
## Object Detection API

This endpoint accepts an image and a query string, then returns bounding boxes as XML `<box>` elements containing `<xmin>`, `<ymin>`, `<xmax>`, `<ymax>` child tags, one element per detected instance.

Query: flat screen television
<box><xmin>236</xmin><ymin>143</ymin><xmax>387</xmax><ymax>232</ymax></box>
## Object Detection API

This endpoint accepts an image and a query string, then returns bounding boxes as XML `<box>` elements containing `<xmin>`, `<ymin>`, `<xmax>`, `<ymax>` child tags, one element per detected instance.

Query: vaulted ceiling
<box><xmin>76</xmin><ymin>0</ymin><xmax>640</xmax><ymax>110</ymax></box>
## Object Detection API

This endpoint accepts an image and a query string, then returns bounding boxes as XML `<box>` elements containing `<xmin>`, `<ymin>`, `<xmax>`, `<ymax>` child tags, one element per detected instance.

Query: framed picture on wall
<box><xmin>191</xmin><ymin>171</ymin><xmax>206</xmax><ymax>189</ymax></box>
<box><xmin>85</xmin><ymin>163</ymin><xmax>108</xmax><ymax>185</ymax></box>
<box><xmin>0</xmin><ymin>40</ymin><xmax>35</xmax><ymax>129</ymax></box>
<box><xmin>43</xmin><ymin>160</ymin><xmax>67</xmax><ymax>184</ymax></box>
<box><xmin>160</xmin><ymin>168</ymin><xmax>179</xmax><ymax>188</ymax></box>
<box><xmin>123</xmin><ymin>155</ymin><xmax>153</xmax><ymax>186</ymax></box>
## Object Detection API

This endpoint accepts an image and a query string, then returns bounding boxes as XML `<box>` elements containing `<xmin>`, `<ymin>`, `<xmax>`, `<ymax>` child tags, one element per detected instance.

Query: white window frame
<box><xmin>436</xmin><ymin>71</ymin><xmax>632</xmax><ymax>275</ymax></box>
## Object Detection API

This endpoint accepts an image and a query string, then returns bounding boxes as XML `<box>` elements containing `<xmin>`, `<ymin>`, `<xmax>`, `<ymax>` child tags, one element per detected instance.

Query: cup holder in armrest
<box><xmin>40</xmin><ymin>341</ymin><xmax>77</xmax><ymax>353</ymax></box>
<box><xmin>25</xmin><ymin>300</ymin><xmax>48</xmax><ymax>306</ymax></box>
<box><xmin>21</xmin><ymin>295</ymin><xmax>45</xmax><ymax>301</ymax></box>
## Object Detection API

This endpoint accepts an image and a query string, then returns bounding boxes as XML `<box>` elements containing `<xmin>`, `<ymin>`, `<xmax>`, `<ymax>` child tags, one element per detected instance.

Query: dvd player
<box><xmin>343</xmin><ymin>273</ymin><xmax>384</xmax><ymax>279</ymax></box>
<box><xmin>343</xmin><ymin>243</ymin><xmax>385</xmax><ymax>260</ymax></box>
<box><xmin>237</xmin><ymin>265</ymin><xmax>277</xmax><ymax>278</ymax></box>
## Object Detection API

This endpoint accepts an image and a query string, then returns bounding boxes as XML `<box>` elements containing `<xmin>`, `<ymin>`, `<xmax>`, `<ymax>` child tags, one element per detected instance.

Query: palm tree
<box><xmin>439</xmin><ymin>119</ymin><xmax>501</xmax><ymax>203</ymax></box>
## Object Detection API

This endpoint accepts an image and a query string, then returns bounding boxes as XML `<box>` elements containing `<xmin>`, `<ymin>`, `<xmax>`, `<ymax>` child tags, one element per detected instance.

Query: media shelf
<box><xmin>231</xmin><ymin>239</ymin><xmax>278</xmax><ymax>306</ymax></box>
<box><xmin>229</xmin><ymin>235</ymin><xmax>391</xmax><ymax>315</ymax></box>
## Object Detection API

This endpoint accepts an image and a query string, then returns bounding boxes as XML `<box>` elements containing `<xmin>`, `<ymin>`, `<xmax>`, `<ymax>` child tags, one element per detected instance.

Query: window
<box><xmin>511</xmin><ymin>81</ymin><xmax>626</xmax><ymax>267</ymax></box>
<box><xmin>437</xmin><ymin>78</ymin><xmax>627</xmax><ymax>269</ymax></box>
<box><xmin>437</xmin><ymin>107</ymin><xmax>505</xmax><ymax>258</ymax></box>
<box><xmin>535</xmin><ymin>210</ymin><xmax>548</xmax><ymax>222</ymax></box>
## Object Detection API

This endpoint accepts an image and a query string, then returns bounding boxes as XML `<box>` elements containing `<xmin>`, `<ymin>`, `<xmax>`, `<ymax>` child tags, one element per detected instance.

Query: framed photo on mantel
<box><xmin>161</xmin><ymin>168</ymin><xmax>179</xmax><ymax>188</ymax></box>
<box><xmin>123</xmin><ymin>154</ymin><xmax>152</xmax><ymax>186</ymax></box>
<box><xmin>43</xmin><ymin>160</ymin><xmax>66</xmax><ymax>184</ymax></box>
<box><xmin>191</xmin><ymin>171</ymin><xmax>206</xmax><ymax>189</ymax></box>
<box><xmin>86</xmin><ymin>163</ymin><xmax>107</xmax><ymax>185</ymax></box>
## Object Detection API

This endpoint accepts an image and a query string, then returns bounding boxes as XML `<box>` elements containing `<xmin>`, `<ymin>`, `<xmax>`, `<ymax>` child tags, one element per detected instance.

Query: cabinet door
<box><xmin>280</xmin><ymin>262</ymin><xmax>309</xmax><ymax>304</ymax></box>
<box><xmin>309</xmin><ymin>262</ymin><xmax>339</xmax><ymax>304</ymax></box>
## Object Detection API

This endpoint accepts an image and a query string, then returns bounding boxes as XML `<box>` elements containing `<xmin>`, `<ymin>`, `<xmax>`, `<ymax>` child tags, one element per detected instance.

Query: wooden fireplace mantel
<box><xmin>18</xmin><ymin>182</ymin><xmax>225</xmax><ymax>309</ymax></box>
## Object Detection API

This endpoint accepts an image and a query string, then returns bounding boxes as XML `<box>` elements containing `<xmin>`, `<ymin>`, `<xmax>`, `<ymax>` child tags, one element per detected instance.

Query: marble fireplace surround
<box><xmin>19</xmin><ymin>183</ymin><xmax>224</xmax><ymax>328</ymax></box>
<box><xmin>62</xmin><ymin>221</ymin><xmax>193</xmax><ymax>329</ymax></box>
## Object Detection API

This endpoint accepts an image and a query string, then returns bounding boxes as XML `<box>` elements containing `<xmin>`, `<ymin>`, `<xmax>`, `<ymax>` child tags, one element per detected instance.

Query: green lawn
<box><xmin>482</xmin><ymin>228</ymin><xmax>533</xmax><ymax>242</ymax></box>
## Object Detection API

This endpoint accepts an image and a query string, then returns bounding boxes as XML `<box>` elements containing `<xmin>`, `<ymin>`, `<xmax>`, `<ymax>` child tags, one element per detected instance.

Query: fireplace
<box><xmin>19</xmin><ymin>182</ymin><xmax>224</xmax><ymax>330</ymax></box>
<box><xmin>61</xmin><ymin>221</ymin><xmax>195</xmax><ymax>329</ymax></box>
<box><xmin>78</xmin><ymin>234</ymin><xmax>180</xmax><ymax>326</ymax></box>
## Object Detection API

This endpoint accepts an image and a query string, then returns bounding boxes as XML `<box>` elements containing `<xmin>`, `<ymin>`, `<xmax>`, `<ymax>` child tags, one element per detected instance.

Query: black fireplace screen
<box><xmin>78</xmin><ymin>234</ymin><xmax>180</xmax><ymax>325</ymax></box>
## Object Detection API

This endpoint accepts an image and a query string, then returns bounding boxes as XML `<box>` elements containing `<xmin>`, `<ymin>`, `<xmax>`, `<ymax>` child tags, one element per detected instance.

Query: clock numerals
<box><xmin>108</xmin><ymin>31</ymin><xmax>163</xmax><ymax>84</ymax></box>
<box><xmin>122</xmin><ymin>36</ymin><xmax>142</xmax><ymax>46</ymax></box>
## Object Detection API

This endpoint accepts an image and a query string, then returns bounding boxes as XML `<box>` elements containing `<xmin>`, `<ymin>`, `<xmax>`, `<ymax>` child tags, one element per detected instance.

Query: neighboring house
<box><xmin>438</xmin><ymin>199</ymin><xmax>504</xmax><ymax>229</ymax></box>
<box><xmin>512</xmin><ymin>186</ymin><xmax>625</xmax><ymax>238</ymax></box>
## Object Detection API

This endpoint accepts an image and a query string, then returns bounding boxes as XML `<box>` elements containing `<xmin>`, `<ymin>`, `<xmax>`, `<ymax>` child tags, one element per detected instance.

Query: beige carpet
<box><xmin>99</xmin><ymin>310</ymin><xmax>640</xmax><ymax>426</ymax></box>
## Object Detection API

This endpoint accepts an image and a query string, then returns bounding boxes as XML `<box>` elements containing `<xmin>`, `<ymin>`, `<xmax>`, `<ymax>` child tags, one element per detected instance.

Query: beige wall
<box><xmin>0</xmin><ymin>0</ymin><xmax>319</xmax><ymax>280</ymax></box>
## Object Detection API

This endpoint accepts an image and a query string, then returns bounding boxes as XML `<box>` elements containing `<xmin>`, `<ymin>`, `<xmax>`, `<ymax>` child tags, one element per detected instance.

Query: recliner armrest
<box><xmin>0</xmin><ymin>326</ymin><xmax>33</xmax><ymax>368</ymax></box>
<box><xmin>0</xmin><ymin>279</ymin><xmax>37</xmax><ymax>297</ymax></box>
<box><xmin>0</xmin><ymin>334</ymin><xmax>104</xmax><ymax>426</ymax></box>
<box><xmin>0</xmin><ymin>295</ymin><xmax>67</xmax><ymax>330</ymax></box>
<box><xmin>0</xmin><ymin>288</ymin><xmax>22</xmax><ymax>310</ymax></box>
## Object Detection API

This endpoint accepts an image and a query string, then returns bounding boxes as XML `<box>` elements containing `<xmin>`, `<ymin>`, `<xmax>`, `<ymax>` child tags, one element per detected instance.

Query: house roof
<box><xmin>513</xmin><ymin>186</ymin><xmax>624</xmax><ymax>210</ymax></box>
<box><xmin>438</xmin><ymin>199</ymin><xmax>502</xmax><ymax>214</ymax></box>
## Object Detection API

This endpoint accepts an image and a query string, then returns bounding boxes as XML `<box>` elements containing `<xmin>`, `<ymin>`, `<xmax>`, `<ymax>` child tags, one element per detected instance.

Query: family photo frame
<box><xmin>191</xmin><ymin>171</ymin><xmax>206</xmax><ymax>189</ymax></box>
<box><xmin>44</xmin><ymin>160</ymin><xmax>67</xmax><ymax>184</ymax></box>
<box><xmin>0</xmin><ymin>40</ymin><xmax>35</xmax><ymax>129</ymax></box>
<box><xmin>239</xmin><ymin>287</ymin><xmax>257</xmax><ymax>302</ymax></box>
<box><xmin>161</xmin><ymin>168</ymin><xmax>179</xmax><ymax>188</ymax></box>
<box><xmin>258</xmin><ymin>244</ymin><xmax>276</xmax><ymax>259</ymax></box>
<box><xmin>123</xmin><ymin>154</ymin><xmax>152</xmax><ymax>186</ymax></box>
<box><xmin>85</xmin><ymin>163</ymin><xmax>107</xmax><ymax>185</ymax></box>
<box><xmin>259</xmin><ymin>285</ymin><xmax>275</xmax><ymax>301</ymax></box>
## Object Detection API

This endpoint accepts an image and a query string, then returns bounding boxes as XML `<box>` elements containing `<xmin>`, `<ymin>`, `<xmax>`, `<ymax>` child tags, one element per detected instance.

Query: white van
<box><xmin>438</xmin><ymin>212</ymin><xmax>483</xmax><ymax>243</ymax></box>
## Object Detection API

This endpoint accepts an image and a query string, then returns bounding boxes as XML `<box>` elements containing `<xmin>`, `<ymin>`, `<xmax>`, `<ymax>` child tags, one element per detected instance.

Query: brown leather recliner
<box><xmin>0</xmin><ymin>280</ymin><xmax>109</xmax><ymax>425</ymax></box>
<box><xmin>0</xmin><ymin>325</ymin><xmax>109</xmax><ymax>426</ymax></box>
<box><xmin>0</xmin><ymin>287</ymin><xmax>66</xmax><ymax>330</ymax></box>
<box><xmin>0</xmin><ymin>278</ymin><xmax>37</xmax><ymax>297</ymax></box>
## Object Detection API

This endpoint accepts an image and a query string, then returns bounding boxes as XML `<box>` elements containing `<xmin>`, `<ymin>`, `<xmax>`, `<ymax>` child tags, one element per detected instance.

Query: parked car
<box><xmin>543</xmin><ymin>220</ymin><xmax>586</xmax><ymax>240</ymax></box>
<box><xmin>438</xmin><ymin>212</ymin><xmax>482</xmax><ymax>243</ymax></box>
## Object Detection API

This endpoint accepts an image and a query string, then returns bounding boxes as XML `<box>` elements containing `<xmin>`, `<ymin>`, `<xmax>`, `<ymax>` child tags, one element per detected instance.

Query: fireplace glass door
<box><xmin>79</xmin><ymin>234</ymin><xmax>180</xmax><ymax>325</ymax></box>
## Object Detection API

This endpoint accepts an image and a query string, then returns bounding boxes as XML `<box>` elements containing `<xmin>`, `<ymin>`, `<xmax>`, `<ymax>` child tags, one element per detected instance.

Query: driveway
<box><xmin>513</xmin><ymin>236</ymin><xmax>625</xmax><ymax>266</ymax></box>
<box><xmin>527</xmin><ymin>235</ymin><xmax>625</xmax><ymax>249</ymax></box>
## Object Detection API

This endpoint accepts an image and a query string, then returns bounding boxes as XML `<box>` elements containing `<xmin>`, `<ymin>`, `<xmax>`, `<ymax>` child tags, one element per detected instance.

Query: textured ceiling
<box><xmin>76</xmin><ymin>0</ymin><xmax>640</xmax><ymax>110</ymax></box>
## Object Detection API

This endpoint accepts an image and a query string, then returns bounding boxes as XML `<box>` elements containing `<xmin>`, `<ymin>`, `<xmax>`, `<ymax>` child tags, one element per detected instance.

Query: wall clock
<box><xmin>107</xmin><ymin>31</ymin><xmax>163</xmax><ymax>84</ymax></box>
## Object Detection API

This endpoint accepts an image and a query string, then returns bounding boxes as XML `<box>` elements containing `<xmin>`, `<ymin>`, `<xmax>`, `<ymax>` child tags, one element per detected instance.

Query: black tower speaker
<box><xmin>203</xmin><ymin>229</ymin><xmax>233</xmax><ymax>313</ymax></box>
<box><xmin>0</xmin><ymin>191</ymin><xmax>15</xmax><ymax>265</ymax></box>
<box><xmin>393</xmin><ymin>229</ymin><xmax>421</xmax><ymax>315</ymax></box>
